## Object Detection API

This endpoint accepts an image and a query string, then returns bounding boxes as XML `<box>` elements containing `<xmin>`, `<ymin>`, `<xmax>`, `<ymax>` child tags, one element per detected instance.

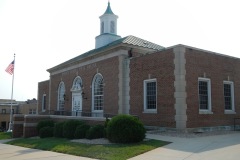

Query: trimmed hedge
<box><xmin>107</xmin><ymin>115</ymin><xmax>146</xmax><ymax>143</ymax></box>
<box><xmin>74</xmin><ymin>124</ymin><xmax>91</xmax><ymax>139</ymax></box>
<box><xmin>37</xmin><ymin>120</ymin><xmax>54</xmax><ymax>134</ymax></box>
<box><xmin>39</xmin><ymin>126</ymin><xmax>54</xmax><ymax>138</ymax></box>
<box><xmin>63</xmin><ymin>120</ymin><xmax>85</xmax><ymax>139</ymax></box>
<box><xmin>86</xmin><ymin>125</ymin><xmax>105</xmax><ymax>139</ymax></box>
<box><xmin>54</xmin><ymin>121</ymin><xmax>65</xmax><ymax>138</ymax></box>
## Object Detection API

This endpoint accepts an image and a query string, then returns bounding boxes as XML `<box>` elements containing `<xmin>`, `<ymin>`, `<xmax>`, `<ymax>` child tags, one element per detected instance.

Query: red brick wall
<box><xmin>49</xmin><ymin>56</ymin><xmax>119</xmax><ymax>115</ymax></box>
<box><xmin>38</xmin><ymin>80</ymin><xmax>49</xmax><ymax>113</ymax></box>
<box><xmin>12</xmin><ymin>114</ymin><xmax>24</xmax><ymax>138</ymax></box>
<box><xmin>129</xmin><ymin>49</ymin><xmax>176</xmax><ymax>127</ymax></box>
<box><xmin>185</xmin><ymin>48</ymin><xmax>240</xmax><ymax>128</ymax></box>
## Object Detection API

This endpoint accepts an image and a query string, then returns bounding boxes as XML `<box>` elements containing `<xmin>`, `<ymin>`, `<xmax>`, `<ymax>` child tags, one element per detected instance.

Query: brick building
<box><xmin>37</xmin><ymin>2</ymin><xmax>240</xmax><ymax>131</ymax></box>
<box><xmin>0</xmin><ymin>99</ymin><xmax>37</xmax><ymax>131</ymax></box>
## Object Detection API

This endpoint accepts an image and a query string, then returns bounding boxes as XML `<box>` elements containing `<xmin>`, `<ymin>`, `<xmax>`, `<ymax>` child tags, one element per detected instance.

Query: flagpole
<box><xmin>7</xmin><ymin>54</ymin><xmax>15</xmax><ymax>132</ymax></box>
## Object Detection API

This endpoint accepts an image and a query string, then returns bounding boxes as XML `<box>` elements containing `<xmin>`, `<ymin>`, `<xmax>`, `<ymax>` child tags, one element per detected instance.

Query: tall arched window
<box><xmin>58</xmin><ymin>81</ymin><xmax>65</xmax><ymax>111</ymax></box>
<box><xmin>92</xmin><ymin>74</ymin><xmax>104</xmax><ymax>111</ymax></box>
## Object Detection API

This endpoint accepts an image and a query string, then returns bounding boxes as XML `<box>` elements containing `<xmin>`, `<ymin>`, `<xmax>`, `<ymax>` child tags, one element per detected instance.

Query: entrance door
<box><xmin>72</xmin><ymin>93</ymin><xmax>82</xmax><ymax>116</ymax></box>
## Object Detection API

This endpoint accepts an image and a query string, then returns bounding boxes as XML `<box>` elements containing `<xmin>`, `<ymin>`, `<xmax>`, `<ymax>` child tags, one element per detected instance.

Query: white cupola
<box><xmin>95</xmin><ymin>2</ymin><xmax>121</xmax><ymax>49</ymax></box>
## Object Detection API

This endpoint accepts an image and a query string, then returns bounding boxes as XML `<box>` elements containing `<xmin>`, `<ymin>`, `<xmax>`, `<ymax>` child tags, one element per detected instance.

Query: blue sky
<box><xmin>0</xmin><ymin>0</ymin><xmax>240</xmax><ymax>101</ymax></box>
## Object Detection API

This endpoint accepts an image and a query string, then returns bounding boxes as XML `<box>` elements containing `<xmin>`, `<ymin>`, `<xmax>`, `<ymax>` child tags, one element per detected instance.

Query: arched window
<box><xmin>58</xmin><ymin>81</ymin><xmax>65</xmax><ymax>111</ymax></box>
<box><xmin>92</xmin><ymin>74</ymin><xmax>104</xmax><ymax>111</ymax></box>
<box><xmin>110</xmin><ymin>21</ymin><xmax>115</xmax><ymax>33</ymax></box>
<box><xmin>101</xmin><ymin>22</ymin><xmax>104</xmax><ymax>34</ymax></box>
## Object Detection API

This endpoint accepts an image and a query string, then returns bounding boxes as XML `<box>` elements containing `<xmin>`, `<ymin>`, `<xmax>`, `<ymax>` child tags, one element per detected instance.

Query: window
<box><xmin>198</xmin><ymin>78</ymin><xmax>212</xmax><ymax>113</ymax></box>
<box><xmin>92</xmin><ymin>74</ymin><xmax>104</xmax><ymax>111</ymax></box>
<box><xmin>144</xmin><ymin>79</ymin><xmax>157</xmax><ymax>112</ymax></box>
<box><xmin>29</xmin><ymin>109</ymin><xmax>36</xmax><ymax>114</ymax></box>
<box><xmin>42</xmin><ymin>94</ymin><xmax>46</xmax><ymax>111</ymax></box>
<box><xmin>2</xmin><ymin>109</ymin><xmax>6</xmax><ymax>114</ymax></box>
<box><xmin>110</xmin><ymin>21</ymin><xmax>115</xmax><ymax>33</ymax></box>
<box><xmin>58</xmin><ymin>82</ymin><xmax>65</xmax><ymax>111</ymax></box>
<box><xmin>101</xmin><ymin>22</ymin><xmax>104</xmax><ymax>34</ymax></box>
<box><xmin>224</xmin><ymin>81</ymin><xmax>235</xmax><ymax>112</ymax></box>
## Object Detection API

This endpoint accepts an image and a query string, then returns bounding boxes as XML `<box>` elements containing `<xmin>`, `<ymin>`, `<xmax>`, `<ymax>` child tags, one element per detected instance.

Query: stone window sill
<box><xmin>143</xmin><ymin>110</ymin><xmax>157</xmax><ymax>114</ymax></box>
<box><xmin>199</xmin><ymin>110</ymin><xmax>213</xmax><ymax>114</ymax></box>
<box><xmin>224</xmin><ymin>110</ymin><xmax>236</xmax><ymax>114</ymax></box>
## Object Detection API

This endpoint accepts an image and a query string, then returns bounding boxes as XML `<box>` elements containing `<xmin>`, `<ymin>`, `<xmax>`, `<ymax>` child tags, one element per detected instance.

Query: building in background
<box><xmin>20</xmin><ymin>99</ymin><xmax>38</xmax><ymax>115</ymax></box>
<box><xmin>0</xmin><ymin>99</ymin><xmax>37</xmax><ymax>131</ymax></box>
<box><xmin>37</xmin><ymin>2</ymin><xmax>240</xmax><ymax>131</ymax></box>
<box><xmin>0</xmin><ymin>99</ymin><xmax>22</xmax><ymax>131</ymax></box>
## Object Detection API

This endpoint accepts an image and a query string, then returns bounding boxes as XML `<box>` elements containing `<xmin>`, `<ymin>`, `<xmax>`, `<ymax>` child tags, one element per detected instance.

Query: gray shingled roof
<box><xmin>47</xmin><ymin>35</ymin><xmax>165</xmax><ymax>72</ymax></box>
<box><xmin>121</xmin><ymin>35</ymin><xmax>164</xmax><ymax>50</ymax></box>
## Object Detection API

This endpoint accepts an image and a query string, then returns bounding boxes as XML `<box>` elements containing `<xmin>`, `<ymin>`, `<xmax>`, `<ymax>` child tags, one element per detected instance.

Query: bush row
<box><xmin>37</xmin><ymin>114</ymin><xmax>146</xmax><ymax>143</ymax></box>
<box><xmin>37</xmin><ymin>119</ymin><xmax>105</xmax><ymax>139</ymax></box>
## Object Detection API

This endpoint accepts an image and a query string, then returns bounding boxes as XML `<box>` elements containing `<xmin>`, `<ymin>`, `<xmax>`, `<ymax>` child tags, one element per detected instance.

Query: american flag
<box><xmin>5</xmin><ymin>60</ymin><xmax>14</xmax><ymax>75</ymax></box>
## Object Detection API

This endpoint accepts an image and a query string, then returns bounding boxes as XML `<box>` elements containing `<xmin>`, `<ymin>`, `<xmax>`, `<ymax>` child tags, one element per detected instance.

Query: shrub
<box><xmin>74</xmin><ymin>124</ymin><xmax>91</xmax><ymax>139</ymax></box>
<box><xmin>37</xmin><ymin>120</ymin><xmax>54</xmax><ymax>134</ymax></box>
<box><xmin>107</xmin><ymin>115</ymin><xmax>146</xmax><ymax>143</ymax></box>
<box><xmin>39</xmin><ymin>126</ymin><xmax>54</xmax><ymax>138</ymax></box>
<box><xmin>104</xmin><ymin>117</ymin><xmax>110</xmax><ymax>128</ymax></box>
<box><xmin>54</xmin><ymin>121</ymin><xmax>65</xmax><ymax>138</ymax></box>
<box><xmin>86</xmin><ymin>125</ymin><xmax>105</xmax><ymax>139</ymax></box>
<box><xmin>63</xmin><ymin>120</ymin><xmax>85</xmax><ymax>139</ymax></box>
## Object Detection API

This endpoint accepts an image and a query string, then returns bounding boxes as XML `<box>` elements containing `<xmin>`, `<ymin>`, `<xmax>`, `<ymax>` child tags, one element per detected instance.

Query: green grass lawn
<box><xmin>0</xmin><ymin>132</ymin><xmax>12</xmax><ymax>140</ymax></box>
<box><xmin>6</xmin><ymin>138</ymin><xmax>170</xmax><ymax>160</ymax></box>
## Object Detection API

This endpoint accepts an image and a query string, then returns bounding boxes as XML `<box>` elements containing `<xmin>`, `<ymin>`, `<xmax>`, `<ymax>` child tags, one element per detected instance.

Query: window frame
<box><xmin>143</xmin><ymin>79</ymin><xmax>157</xmax><ymax>113</ymax></box>
<box><xmin>198</xmin><ymin>78</ymin><xmax>212</xmax><ymax>114</ymax></box>
<box><xmin>92</xmin><ymin>73</ymin><xmax>104</xmax><ymax>113</ymax></box>
<box><xmin>57</xmin><ymin>81</ymin><xmax>65</xmax><ymax>111</ymax></box>
<box><xmin>42</xmin><ymin>94</ymin><xmax>46</xmax><ymax>112</ymax></box>
<box><xmin>29</xmin><ymin>109</ymin><xmax>36</xmax><ymax>115</ymax></box>
<box><xmin>223</xmin><ymin>81</ymin><xmax>235</xmax><ymax>114</ymax></box>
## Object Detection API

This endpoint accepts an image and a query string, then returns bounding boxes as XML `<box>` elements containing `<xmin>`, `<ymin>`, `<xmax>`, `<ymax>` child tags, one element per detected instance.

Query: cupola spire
<box><xmin>104</xmin><ymin>1</ymin><xmax>114</xmax><ymax>14</ymax></box>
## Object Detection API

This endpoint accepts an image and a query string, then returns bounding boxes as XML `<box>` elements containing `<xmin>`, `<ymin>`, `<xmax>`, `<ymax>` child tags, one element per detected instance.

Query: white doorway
<box><xmin>72</xmin><ymin>93</ymin><xmax>82</xmax><ymax>116</ymax></box>
<box><xmin>71</xmin><ymin>76</ymin><xmax>83</xmax><ymax>116</ymax></box>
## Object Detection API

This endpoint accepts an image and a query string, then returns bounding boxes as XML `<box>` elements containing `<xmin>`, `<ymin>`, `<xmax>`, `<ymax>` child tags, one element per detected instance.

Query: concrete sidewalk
<box><xmin>1</xmin><ymin>132</ymin><xmax>240</xmax><ymax>160</ymax></box>
<box><xmin>0</xmin><ymin>139</ymin><xmax>96</xmax><ymax>160</ymax></box>
<box><xmin>130</xmin><ymin>132</ymin><xmax>240</xmax><ymax>160</ymax></box>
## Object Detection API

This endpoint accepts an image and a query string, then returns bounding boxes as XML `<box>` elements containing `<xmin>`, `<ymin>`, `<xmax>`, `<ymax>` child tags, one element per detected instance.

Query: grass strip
<box><xmin>0</xmin><ymin>132</ymin><xmax>12</xmax><ymax>140</ymax></box>
<box><xmin>6</xmin><ymin>138</ymin><xmax>170</xmax><ymax>160</ymax></box>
